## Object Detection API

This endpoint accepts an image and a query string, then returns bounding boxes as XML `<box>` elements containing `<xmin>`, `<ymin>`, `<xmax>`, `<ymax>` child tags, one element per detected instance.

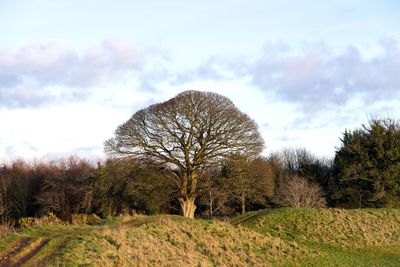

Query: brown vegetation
<box><xmin>105</xmin><ymin>90</ymin><xmax>264</xmax><ymax>218</ymax></box>
<box><xmin>74</xmin><ymin>216</ymin><xmax>306</xmax><ymax>266</ymax></box>
<box><xmin>1</xmin><ymin>116</ymin><xmax>399</xmax><ymax>226</ymax></box>
<box><xmin>274</xmin><ymin>176</ymin><xmax>326</xmax><ymax>208</ymax></box>
<box><xmin>220</xmin><ymin>155</ymin><xmax>275</xmax><ymax>214</ymax></box>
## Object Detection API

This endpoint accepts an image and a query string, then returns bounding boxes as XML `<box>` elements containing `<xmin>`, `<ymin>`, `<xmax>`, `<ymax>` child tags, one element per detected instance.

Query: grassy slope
<box><xmin>0</xmin><ymin>209</ymin><xmax>399</xmax><ymax>266</ymax></box>
<box><xmin>0</xmin><ymin>215</ymin><xmax>305</xmax><ymax>266</ymax></box>
<box><xmin>239</xmin><ymin>208</ymin><xmax>400</xmax><ymax>266</ymax></box>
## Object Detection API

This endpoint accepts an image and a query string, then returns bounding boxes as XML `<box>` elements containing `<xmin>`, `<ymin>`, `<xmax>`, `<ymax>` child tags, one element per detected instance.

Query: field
<box><xmin>0</xmin><ymin>208</ymin><xmax>399</xmax><ymax>266</ymax></box>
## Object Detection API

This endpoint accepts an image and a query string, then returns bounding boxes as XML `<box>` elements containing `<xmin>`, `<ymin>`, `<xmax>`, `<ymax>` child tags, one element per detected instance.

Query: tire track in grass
<box><xmin>12</xmin><ymin>238</ymin><xmax>50</xmax><ymax>266</ymax></box>
<box><xmin>0</xmin><ymin>237</ymin><xmax>32</xmax><ymax>267</ymax></box>
<box><xmin>18</xmin><ymin>230</ymin><xmax>86</xmax><ymax>266</ymax></box>
<box><xmin>33</xmin><ymin>236</ymin><xmax>72</xmax><ymax>266</ymax></box>
<box><xmin>231</xmin><ymin>209</ymin><xmax>270</xmax><ymax>226</ymax></box>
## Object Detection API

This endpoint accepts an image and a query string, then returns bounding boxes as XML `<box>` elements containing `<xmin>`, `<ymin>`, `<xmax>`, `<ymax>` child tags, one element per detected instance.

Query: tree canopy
<box><xmin>105</xmin><ymin>90</ymin><xmax>264</xmax><ymax>217</ymax></box>
<box><xmin>333</xmin><ymin>118</ymin><xmax>400</xmax><ymax>208</ymax></box>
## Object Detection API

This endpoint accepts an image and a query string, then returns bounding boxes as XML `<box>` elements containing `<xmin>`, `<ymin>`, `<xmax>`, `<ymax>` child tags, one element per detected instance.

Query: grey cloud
<box><xmin>172</xmin><ymin>57</ymin><xmax>225</xmax><ymax>85</ymax></box>
<box><xmin>172</xmin><ymin>56</ymin><xmax>249</xmax><ymax>85</ymax></box>
<box><xmin>261</xmin><ymin>122</ymin><xmax>270</xmax><ymax>128</ymax></box>
<box><xmin>0</xmin><ymin>40</ymin><xmax>165</xmax><ymax>108</ymax></box>
<box><xmin>0</xmin><ymin>73</ymin><xmax>21</xmax><ymax>88</ymax></box>
<box><xmin>41</xmin><ymin>146</ymin><xmax>103</xmax><ymax>162</ymax></box>
<box><xmin>171</xmin><ymin>39</ymin><xmax>400</xmax><ymax>115</ymax></box>
<box><xmin>3</xmin><ymin>143</ymin><xmax>38</xmax><ymax>159</ymax></box>
<box><xmin>3</xmin><ymin>38</ymin><xmax>400</xmax><ymax>112</ymax></box>
<box><xmin>137</xmin><ymin>68</ymin><xmax>170</xmax><ymax>92</ymax></box>
<box><xmin>0</xmin><ymin>85</ymin><xmax>54</xmax><ymax>108</ymax></box>
<box><xmin>99</xmin><ymin>96</ymin><xmax>158</xmax><ymax>114</ymax></box>
<box><xmin>251</xmin><ymin>39</ymin><xmax>400</xmax><ymax>112</ymax></box>
<box><xmin>66</xmin><ymin>40</ymin><xmax>145</xmax><ymax>87</ymax></box>
<box><xmin>0</xmin><ymin>83</ymin><xmax>92</xmax><ymax>109</ymax></box>
<box><xmin>0</xmin><ymin>40</ymin><xmax>143</xmax><ymax>87</ymax></box>
<box><xmin>284</xmin><ymin>114</ymin><xmax>339</xmax><ymax>131</ymax></box>
<box><xmin>275</xmin><ymin>135</ymin><xmax>301</xmax><ymax>142</ymax></box>
<box><xmin>170</xmin><ymin>39</ymin><xmax>400</xmax><ymax>127</ymax></box>
<box><xmin>165</xmin><ymin>39</ymin><xmax>400</xmax><ymax>135</ymax></box>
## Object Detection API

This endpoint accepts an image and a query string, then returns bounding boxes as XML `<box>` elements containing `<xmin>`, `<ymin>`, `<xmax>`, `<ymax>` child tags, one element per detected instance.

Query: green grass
<box><xmin>300</xmin><ymin>244</ymin><xmax>400</xmax><ymax>267</ymax></box>
<box><xmin>1</xmin><ymin>209</ymin><xmax>400</xmax><ymax>266</ymax></box>
<box><xmin>238</xmin><ymin>208</ymin><xmax>400</xmax><ymax>266</ymax></box>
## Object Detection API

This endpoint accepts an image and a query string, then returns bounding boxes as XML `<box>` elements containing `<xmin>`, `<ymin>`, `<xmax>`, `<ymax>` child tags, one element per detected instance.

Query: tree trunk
<box><xmin>179</xmin><ymin>197</ymin><xmax>196</xmax><ymax>218</ymax></box>
<box><xmin>241</xmin><ymin>194</ymin><xmax>246</xmax><ymax>214</ymax></box>
<box><xmin>209</xmin><ymin>190</ymin><xmax>213</xmax><ymax>217</ymax></box>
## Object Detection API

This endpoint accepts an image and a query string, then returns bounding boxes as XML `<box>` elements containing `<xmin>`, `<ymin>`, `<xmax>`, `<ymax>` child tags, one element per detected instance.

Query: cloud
<box><xmin>250</xmin><ymin>39</ymin><xmax>400</xmax><ymax>112</ymax></box>
<box><xmin>0</xmin><ymin>40</ymin><xmax>165</xmax><ymax>108</ymax></box>
<box><xmin>3</xmin><ymin>38</ymin><xmax>400</xmax><ymax>113</ymax></box>
<box><xmin>0</xmin><ymin>84</ymin><xmax>55</xmax><ymax>108</ymax></box>
<box><xmin>41</xmin><ymin>146</ymin><xmax>104</xmax><ymax>162</ymax></box>
<box><xmin>172</xmin><ymin>56</ymin><xmax>249</xmax><ymax>85</ymax></box>
<box><xmin>170</xmin><ymin>38</ymin><xmax>400</xmax><ymax>125</ymax></box>
<box><xmin>0</xmin><ymin>40</ymin><xmax>144</xmax><ymax>86</ymax></box>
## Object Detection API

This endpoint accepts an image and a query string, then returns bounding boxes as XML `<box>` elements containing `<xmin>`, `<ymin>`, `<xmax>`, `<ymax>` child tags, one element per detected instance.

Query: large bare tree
<box><xmin>105</xmin><ymin>90</ymin><xmax>264</xmax><ymax>218</ymax></box>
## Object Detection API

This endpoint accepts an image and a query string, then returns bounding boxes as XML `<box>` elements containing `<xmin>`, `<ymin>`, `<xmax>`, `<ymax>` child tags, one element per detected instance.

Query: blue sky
<box><xmin>1</xmin><ymin>0</ymin><xmax>400</xmax><ymax>161</ymax></box>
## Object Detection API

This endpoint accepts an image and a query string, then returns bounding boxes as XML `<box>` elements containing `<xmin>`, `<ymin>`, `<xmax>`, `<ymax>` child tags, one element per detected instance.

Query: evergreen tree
<box><xmin>333</xmin><ymin>118</ymin><xmax>400</xmax><ymax>208</ymax></box>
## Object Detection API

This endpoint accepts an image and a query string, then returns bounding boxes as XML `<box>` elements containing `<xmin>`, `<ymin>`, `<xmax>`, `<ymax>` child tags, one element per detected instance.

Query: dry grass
<box><xmin>57</xmin><ymin>216</ymin><xmax>308</xmax><ymax>266</ymax></box>
<box><xmin>2</xmin><ymin>209</ymin><xmax>400</xmax><ymax>266</ymax></box>
<box><xmin>19</xmin><ymin>212</ymin><xmax>65</xmax><ymax>228</ymax></box>
<box><xmin>0</xmin><ymin>221</ymin><xmax>14</xmax><ymax>236</ymax></box>
<box><xmin>71</xmin><ymin>214</ymin><xmax>101</xmax><ymax>225</ymax></box>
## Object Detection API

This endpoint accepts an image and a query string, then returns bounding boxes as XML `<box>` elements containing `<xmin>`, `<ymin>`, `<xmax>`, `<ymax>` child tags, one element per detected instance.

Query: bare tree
<box><xmin>105</xmin><ymin>90</ymin><xmax>264</xmax><ymax>218</ymax></box>
<box><xmin>0</xmin><ymin>170</ymin><xmax>12</xmax><ymax>223</ymax></box>
<box><xmin>35</xmin><ymin>157</ymin><xmax>96</xmax><ymax>221</ymax></box>
<box><xmin>198</xmin><ymin>168</ymin><xmax>231</xmax><ymax>218</ymax></box>
<box><xmin>223</xmin><ymin>155</ymin><xmax>275</xmax><ymax>214</ymax></box>
<box><xmin>274</xmin><ymin>175</ymin><xmax>326</xmax><ymax>208</ymax></box>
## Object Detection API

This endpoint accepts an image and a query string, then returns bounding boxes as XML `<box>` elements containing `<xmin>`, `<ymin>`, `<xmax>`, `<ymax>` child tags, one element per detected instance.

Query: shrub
<box><xmin>274</xmin><ymin>176</ymin><xmax>326</xmax><ymax>208</ymax></box>
<box><xmin>71</xmin><ymin>214</ymin><xmax>101</xmax><ymax>225</ymax></box>
<box><xmin>34</xmin><ymin>211</ymin><xmax>64</xmax><ymax>226</ymax></box>
<box><xmin>18</xmin><ymin>217</ymin><xmax>36</xmax><ymax>228</ymax></box>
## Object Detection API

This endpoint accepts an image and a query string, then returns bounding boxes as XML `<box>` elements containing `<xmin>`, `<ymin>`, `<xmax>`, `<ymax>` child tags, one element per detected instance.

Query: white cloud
<box><xmin>2</xmin><ymin>38</ymin><xmax>400</xmax><ymax>160</ymax></box>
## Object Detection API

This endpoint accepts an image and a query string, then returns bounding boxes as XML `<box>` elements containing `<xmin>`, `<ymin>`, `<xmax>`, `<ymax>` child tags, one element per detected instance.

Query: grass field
<box><xmin>239</xmin><ymin>208</ymin><xmax>400</xmax><ymax>266</ymax></box>
<box><xmin>0</xmin><ymin>208</ymin><xmax>399</xmax><ymax>266</ymax></box>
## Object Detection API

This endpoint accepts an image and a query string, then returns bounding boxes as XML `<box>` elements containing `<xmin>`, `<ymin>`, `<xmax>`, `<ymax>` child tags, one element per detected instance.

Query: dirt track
<box><xmin>0</xmin><ymin>237</ymin><xmax>32</xmax><ymax>267</ymax></box>
<box><xmin>14</xmin><ymin>239</ymin><xmax>50</xmax><ymax>267</ymax></box>
<box><xmin>0</xmin><ymin>237</ymin><xmax>52</xmax><ymax>267</ymax></box>
<box><xmin>230</xmin><ymin>209</ymin><xmax>269</xmax><ymax>226</ymax></box>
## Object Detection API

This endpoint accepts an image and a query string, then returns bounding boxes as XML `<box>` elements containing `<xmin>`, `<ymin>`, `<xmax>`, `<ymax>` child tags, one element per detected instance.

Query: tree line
<box><xmin>0</xmin><ymin>150</ymin><xmax>320</xmax><ymax>224</ymax></box>
<box><xmin>1</xmin><ymin>91</ymin><xmax>400</xmax><ymax>224</ymax></box>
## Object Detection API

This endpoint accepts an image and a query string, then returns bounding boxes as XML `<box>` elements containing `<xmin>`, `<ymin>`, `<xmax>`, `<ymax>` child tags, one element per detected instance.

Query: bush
<box><xmin>18</xmin><ymin>217</ymin><xmax>36</xmax><ymax>228</ymax></box>
<box><xmin>18</xmin><ymin>212</ymin><xmax>64</xmax><ymax>228</ymax></box>
<box><xmin>71</xmin><ymin>214</ymin><xmax>101</xmax><ymax>225</ymax></box>
<box><xmin>36</xmin><ymin>211</ymin><xmax>64</xmax><ymax>226</ymax></box>
<box><xmin>274</xmin><ymin>176</ymin><xmax>326</xmax><ymax>208</ymax></box>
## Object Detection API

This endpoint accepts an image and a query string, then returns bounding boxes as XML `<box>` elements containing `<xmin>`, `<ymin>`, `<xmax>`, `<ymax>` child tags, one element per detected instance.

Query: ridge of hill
<box><xmin>0</xmin><ymin>209</ymin><xmax>400</xmax><ymax>266</ymax></box>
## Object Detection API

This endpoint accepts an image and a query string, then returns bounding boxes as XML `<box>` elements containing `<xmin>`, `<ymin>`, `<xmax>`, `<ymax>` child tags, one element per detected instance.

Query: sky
<box><xmin>1</xmin><ymin>0</ymin><xmax>400</xmax><ymax>161</ymax></box>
